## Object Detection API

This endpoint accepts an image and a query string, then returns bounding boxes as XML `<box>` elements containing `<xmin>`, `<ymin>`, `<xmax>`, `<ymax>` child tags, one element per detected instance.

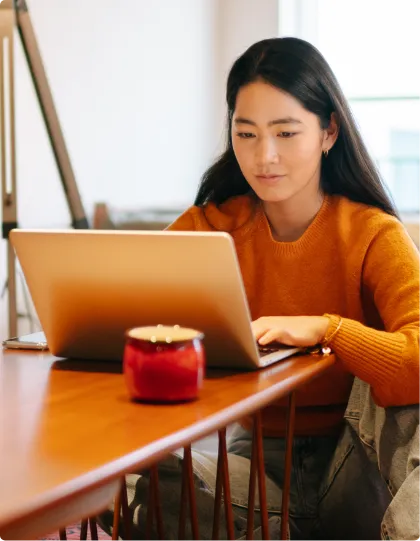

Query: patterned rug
<box><xmin>41</xmin><ymin>521</ymin><xmax>111</xmax><ymax>540</ymax></box>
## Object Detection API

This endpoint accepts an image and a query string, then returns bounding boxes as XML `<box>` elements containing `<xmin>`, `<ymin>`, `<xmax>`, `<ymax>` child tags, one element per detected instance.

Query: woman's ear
<box><xmin>323</xmin><ymin>112</ymin><xmax>339</xmax><ymax>151</ymax></box>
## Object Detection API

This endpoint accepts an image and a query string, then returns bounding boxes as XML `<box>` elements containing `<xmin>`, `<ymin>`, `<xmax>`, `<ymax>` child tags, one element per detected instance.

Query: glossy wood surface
<box><xmin>0</xmin><ymin>349</ymin><xmax>334</xmax><ymax>538</ymax></box>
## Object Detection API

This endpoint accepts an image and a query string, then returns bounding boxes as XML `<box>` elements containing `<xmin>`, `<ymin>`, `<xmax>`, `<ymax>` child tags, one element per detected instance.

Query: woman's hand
<box><xmin>251</xmin><ymin>316</ymin><xmax>330</xmax><ymax>347</ymax></box>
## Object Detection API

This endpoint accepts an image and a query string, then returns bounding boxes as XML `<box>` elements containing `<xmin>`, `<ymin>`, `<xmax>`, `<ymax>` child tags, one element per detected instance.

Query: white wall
<box><xmin>16</xmin><ymin>0</ymin><xmax>219</xmax><ymax>225</ymax></box>
<box><xmin>1</xmin><ymin>0</ymin><xmax>280</xmax><ymax>339</ymax></box>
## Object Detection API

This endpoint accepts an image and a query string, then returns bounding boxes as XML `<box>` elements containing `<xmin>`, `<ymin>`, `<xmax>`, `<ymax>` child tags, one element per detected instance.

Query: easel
<box><xmin>0</xmin><ymin>0</ymin><xmax>88</xmax><ymax>337</ymax></box>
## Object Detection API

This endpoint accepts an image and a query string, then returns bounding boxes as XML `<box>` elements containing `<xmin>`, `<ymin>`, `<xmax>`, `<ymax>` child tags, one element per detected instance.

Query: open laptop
<box><xmin>10</xmin><ymin>229</ymin><xmax>299</xmax><ymax>369</ymax></box>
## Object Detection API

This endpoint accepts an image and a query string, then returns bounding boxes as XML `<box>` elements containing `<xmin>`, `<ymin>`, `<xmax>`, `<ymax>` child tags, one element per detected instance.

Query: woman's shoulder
<box><xmin>332</xmin><ymin>194</ymin><xmax>402</xmax><ymax>232</ymax></box>
<box><xmin>333</xmin><ymin>196</ymin><xmax>419</xmax><ymax>261</ymax></box>
<box><xmin>167</xmin><ymin>194</ymin><xmax>258</xmax><ymax>233</ymax></box>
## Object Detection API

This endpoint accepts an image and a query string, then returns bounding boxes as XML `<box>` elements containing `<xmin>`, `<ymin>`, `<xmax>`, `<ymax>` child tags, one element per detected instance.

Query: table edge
<box><xmin>0</xmin><ymin>354</ymin><xmax>335</xmax><ymax>531</ymax></box>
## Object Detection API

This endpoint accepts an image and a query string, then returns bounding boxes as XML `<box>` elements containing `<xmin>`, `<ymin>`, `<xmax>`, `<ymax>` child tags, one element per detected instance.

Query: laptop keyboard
<box><xmin>258</xmin><ymin>344</ymin><xmax>285</xmax><ymax>355</ymax></box>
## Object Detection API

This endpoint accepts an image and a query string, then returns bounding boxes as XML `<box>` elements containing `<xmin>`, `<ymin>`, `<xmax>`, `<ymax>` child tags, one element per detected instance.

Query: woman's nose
<box><xmin>255</xmin><ymin>137</ymin><xmax>279</xmax><ymax>166</ymax></box>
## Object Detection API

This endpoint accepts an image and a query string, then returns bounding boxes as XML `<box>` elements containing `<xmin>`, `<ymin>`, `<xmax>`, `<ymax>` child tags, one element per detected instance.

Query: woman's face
<box><xmin>231</xmin><ymin>80</ymin><xmax>333</xmax><ymax>203</ymax></box>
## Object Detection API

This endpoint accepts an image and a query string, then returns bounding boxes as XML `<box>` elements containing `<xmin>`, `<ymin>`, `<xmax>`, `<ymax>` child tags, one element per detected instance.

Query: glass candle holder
<box><xmin>123</xmin><ymin>325</ymin><xmax>205</xmax><ymax>402</ymax></box>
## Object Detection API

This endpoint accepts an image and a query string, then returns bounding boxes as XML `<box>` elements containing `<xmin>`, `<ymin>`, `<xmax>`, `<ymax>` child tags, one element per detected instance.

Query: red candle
<box><xmin>123</xmin><ymin>325</ymin><xmax>205</xmax><ymax>402</ymax></box>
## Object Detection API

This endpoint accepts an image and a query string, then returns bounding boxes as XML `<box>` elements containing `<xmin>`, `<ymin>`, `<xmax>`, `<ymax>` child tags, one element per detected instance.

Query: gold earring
<box><xmin>323</xmin><ymin>149</ymin><xmax>329</xmax><ymax>158</ymax></box>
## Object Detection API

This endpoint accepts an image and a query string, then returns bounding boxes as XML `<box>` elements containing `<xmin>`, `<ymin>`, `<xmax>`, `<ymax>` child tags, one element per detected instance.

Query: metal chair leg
<box><xmin>281</xmin><ymin>392</ymin><xmax>296</xmax><ymax>540</ymax></box>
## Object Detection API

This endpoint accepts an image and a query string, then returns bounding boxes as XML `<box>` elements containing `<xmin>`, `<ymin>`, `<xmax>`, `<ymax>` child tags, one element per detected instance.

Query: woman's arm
<box><xmin>252</xmin><ymin>220</ymin><xmax>419</xmax><ymax>407</ymax></box>
<box><xmin>170</xmin><ymin>207</ymin><xmax>419</xmax><ymax>406</ymax></box>
<box><xmin>324</xmin><ymin>219</ymin><xmax>419</xmax><ymax>407</ymax></box>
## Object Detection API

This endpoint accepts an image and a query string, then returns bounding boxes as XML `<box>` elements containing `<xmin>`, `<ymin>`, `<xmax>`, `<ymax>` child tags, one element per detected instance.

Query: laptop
<box><xmin>10</xmin><ymin>229</ymin><xmax>299</xmax><ymax>369</ymax></box>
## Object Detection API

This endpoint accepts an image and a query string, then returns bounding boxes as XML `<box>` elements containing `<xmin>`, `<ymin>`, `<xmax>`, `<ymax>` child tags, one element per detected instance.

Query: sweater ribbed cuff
<box><xmin>322</xmin><ymin>314</ymin><xmax>403</xmax><ymax>387</ymax></box>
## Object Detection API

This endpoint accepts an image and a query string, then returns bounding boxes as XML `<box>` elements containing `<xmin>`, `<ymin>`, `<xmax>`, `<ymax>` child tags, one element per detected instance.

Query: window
<box><xmin>278</xmin><ymin>0</ymin><xmax>420</xmax><ymax>215</ymax></box>
<box><xmin>387</xmin><ymin>130</ymin><xmax>419</xmax><ymax>213</ymax></box>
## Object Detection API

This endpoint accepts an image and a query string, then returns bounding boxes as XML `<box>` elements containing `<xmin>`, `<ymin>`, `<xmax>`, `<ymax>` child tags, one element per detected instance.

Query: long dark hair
<box><xmin>195</xmin><ymin>37</ymin><xmax>398</xmax><ymax>218</ymax></box>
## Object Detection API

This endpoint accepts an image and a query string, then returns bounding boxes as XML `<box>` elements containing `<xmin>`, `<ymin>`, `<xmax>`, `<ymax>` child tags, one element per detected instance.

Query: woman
<box><xmin>170</xmin><ymin>36</ymin><xmax>418</xmax><ymax>409</ymax></box>
<box><xmin>102</xmin><ymin>37</ymin><xmax>419</xmax><ymax>539</ymax></box>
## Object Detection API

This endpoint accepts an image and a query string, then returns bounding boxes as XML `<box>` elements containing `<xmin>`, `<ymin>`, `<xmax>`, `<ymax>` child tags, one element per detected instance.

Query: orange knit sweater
<box><xmin>168</xmin><ymin>194</ymin><xmax>419</xmax><ymax>436</ymax></box>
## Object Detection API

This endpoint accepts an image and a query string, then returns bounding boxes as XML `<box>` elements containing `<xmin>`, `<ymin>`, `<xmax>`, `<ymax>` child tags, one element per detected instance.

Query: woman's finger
<box><xmin>251</xmin><ymin>320</ymin><xmax>270</xmax><ymax>340</ymax></box>
<box><xmin>258</xmin><ymin>329</ymin><xmax>283</xmax><ymax>345</ymax></box>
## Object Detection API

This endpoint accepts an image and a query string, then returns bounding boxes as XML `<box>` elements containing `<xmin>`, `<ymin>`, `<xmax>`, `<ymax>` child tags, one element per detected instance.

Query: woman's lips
<box><xmin>255</xmin><ymin>174</ymin><xmax>286</xmax><ymax>185</ymax></box>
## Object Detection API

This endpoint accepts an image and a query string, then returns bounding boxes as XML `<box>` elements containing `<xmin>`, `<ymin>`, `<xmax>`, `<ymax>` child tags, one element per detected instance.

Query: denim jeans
<box><xmin>227</xmin><ymin>424</ymin><xmax>338</xmax><ymax>539</ymax></box>
<box><xmin>317</xmin><ymin>377</ymin><xmax>419</xmax><ymax>540</ymax></box>
<box><xmin>316</xmin><ymin>422</ymin><xmax>392</xmax><ymax>539</ymax></box>
<box><xmin>98</xmin><ymin>426</ymin><xmax>337</xmax><ymax>540</ymax></box>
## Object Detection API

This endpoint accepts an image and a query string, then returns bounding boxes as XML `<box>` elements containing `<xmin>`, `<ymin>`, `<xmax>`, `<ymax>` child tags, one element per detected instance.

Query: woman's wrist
<box><xmin>316</xmin><ymin>316</ymin><xmax>331</xmax><ymax>343</ymax></box>
<box><xmin>321</xmin><ymin>314</ymin><xmax>343</xmax><ymax>345</ymax></box>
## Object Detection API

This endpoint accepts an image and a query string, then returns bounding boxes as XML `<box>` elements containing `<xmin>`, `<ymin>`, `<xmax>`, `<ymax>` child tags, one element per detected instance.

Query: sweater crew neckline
<box><xmin>249</xmin><ymin>194</ymin><xmax>333</xmax><ymax>257</ymax></box>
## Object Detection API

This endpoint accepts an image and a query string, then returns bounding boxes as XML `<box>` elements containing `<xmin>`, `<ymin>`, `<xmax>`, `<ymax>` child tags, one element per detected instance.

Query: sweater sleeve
<box><xmin>325</xmin><ymin>219</ymin><xmax>419</xmax><ymax>407</ymax></box>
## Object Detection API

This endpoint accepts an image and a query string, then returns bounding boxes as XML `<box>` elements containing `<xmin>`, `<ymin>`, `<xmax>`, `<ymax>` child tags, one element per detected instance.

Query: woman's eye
<box><xmin>236</xmin><ymin>132</ymin><xmax>255</xmax><ymax>139</ymax></box>
<box><xmin>277</xmin><ymin>132</ymin><xmax>295</xmax><ymax>138</ymax></box>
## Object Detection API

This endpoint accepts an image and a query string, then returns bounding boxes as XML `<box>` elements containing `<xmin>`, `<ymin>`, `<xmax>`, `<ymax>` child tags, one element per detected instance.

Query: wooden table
<box><xmin>0</xmin><ymin>349</ymin><xmax>335</xmax><ymax>539</ymax></box>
